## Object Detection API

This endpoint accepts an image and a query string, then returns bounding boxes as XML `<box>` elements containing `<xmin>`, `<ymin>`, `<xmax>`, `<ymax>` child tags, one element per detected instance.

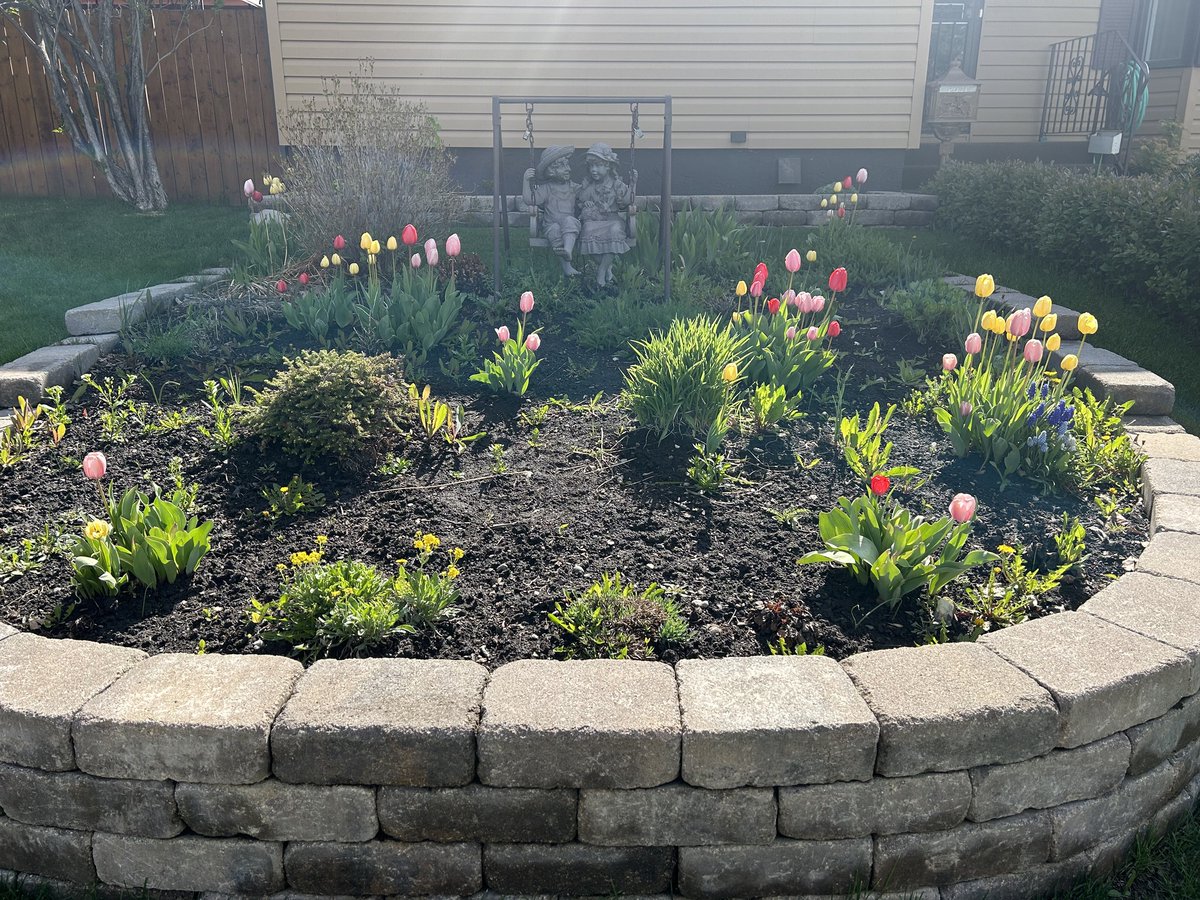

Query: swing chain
<box><xmin>524</xmin><ymin>103</ymin><xmax>536</xmax><ymax>166</ymax></box>
<box><xmin>629</xmin><ymin>102</ymin><xmax>640</xmax><ymax>164</ymax></box>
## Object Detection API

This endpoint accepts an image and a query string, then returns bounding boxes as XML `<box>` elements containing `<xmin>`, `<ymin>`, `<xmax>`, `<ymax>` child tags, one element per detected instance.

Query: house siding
<box><xmin>265</xmin><ymin>0</ymin><xmax>936</xmax><ymax>152</ymax></box>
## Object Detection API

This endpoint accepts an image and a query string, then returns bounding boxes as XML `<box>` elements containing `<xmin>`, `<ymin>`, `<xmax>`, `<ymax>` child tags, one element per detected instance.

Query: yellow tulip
<box><xmin>349</xmin><ymin>262</ymin><xmax>360</xmax><ymax>275</ymax></box>
<box><xmin>736</xmin><ymin>280</ymin><xmax>747</xmax><ymax>297</ymax></box>
<box><xmin>331</xmin><ymin>253</ymin><xmax>342</xmax><ymax>266</ymax></box>
<box><xmin>829</xmin><ymin>194</ymin><xmax>838</xmax><ymax>204</ymax></box>
<box><xmin>820</xmin><ymin>199</ymin><xmax>828</xmax><ymax>209</ymax></box>
<box><xmin>981</xmin><ymin>309</ymin><xmax>997</xmax><ymax>331</ymax></box>
<box><xmin>731</xmin><ymin>311</ymin><xmax>742</xmax><ymax>324</ymax></box>
<box><xmin>320</xmin><ymin>255</ymin><xmax>330</xmax><ymax>268</ymax></box>
<box><xmin>387</xmin><ymin>236</ymin><xmax>398</xmax><ymax>252</ymax></box>
<box><xmin>975</xmin><ymin>274</ymin><xmax>995</xmax><ymax>299</ymax></box>
<box><xmin>1033</xmin><ymin>296</ymin><xmax>1052</xmax><ymax>318</ymax></box>
<box><xmin>832</xmin><ymin>183</ymin><xmax>840</xmax><ymax>193</ymax></box>
<box><xmin>991</xmin><ymin>317</ymin><xmax>1008</xmax><ymax>335</ymax></box>
<box><xmin>1046</xmin><ymin>333</ymin><xmax>1061</xmax><ymax>352</ymax></box>
<box><xmin>1061</xmin><ymin>354</ymin><xmax>1078</xmax><ymax>372</ymax></box>
<box><xmin>370</xmin><ymin>240</ymin><xmax>381</xmax><ymax>255</ymax></box>
<box><xmin>1078</xmin><ymin>312</ymin><xmax>1098</xmax><ymax>335</ymax></box>
<box><xmin>360</xmin><ymin>232</ymin><xmax>372</xmax><ymax>251</ymax></box>
<box><xmin>368</xmin><ymin>253</ymin><xmax>377</xmax><ymax>265</ymax></box>
<box><xmin>850</xmin><ymin>193</ymin><xmax>858</xmax><ymax>203</ymax></box>
<box><xmin>1040</xmin><ymin>313</ymin><xmax>1058</xmax><ymax>332</ymax></box>
<box><xmin>806</xmin><ymin>250</ymin><xmax>817</xmax><ymax>263</ymax></box>
<box><xmin>721</xmin><ymin>363</ymin><xmax>738</xmax><ymax>383</ymax></box>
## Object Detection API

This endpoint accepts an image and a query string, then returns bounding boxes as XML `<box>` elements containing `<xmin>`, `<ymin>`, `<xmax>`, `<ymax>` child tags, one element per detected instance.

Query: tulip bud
<box><xmin>331</xmin><ymin>253</ymin><xmax>341</xmax><ymax>266</ymax></box>
<box><xmin>333</xmin><ymin>235</ymin><xmax>346</xmax><ymax>251</ymax></box>
<box><xmin>243</xmin><ymin>178</ymin><xmax>255</xmax><ymax>197</ymax></box>
<box><xmin>402</xmin><ymin>224</ymin><xmax>418</xmax><ymax>246</ymax></box>
<box><xmin>806</xmin><ymin>250</ymin><xmax>817</xmax><ymax>263</ymax></box>
<box><xmin>766</xmin><ymin>298</ymin><xmax>780</xmax><ymax>315</ymax></box>
<box><xmin>785</xmin><ymin>249</ymin><xmax>801</xmax><ymax>273</ymax></box>
<box><xmin>783</xmin><ymin>289</ymin><xmax>797</xmax><ymax>307</ymax></box>
<box><xmin>1024</xmin><ymin>339</ymin><xmax>1044</xmax><ymax>363</ymax></box>
<box><xmin>411</xmin><ymin>254</ymin><xmax>421</xmax><ymax>268</ymax></box>
<box><xmin>736</xmin><ymin>280</ymin><xmax>748</xmax><ymax>297</ymax></box>
<box><xmin>387</xmin><ymin>236</ymin><xmax>398</xmax><ymax>251</ymax></box>
<box><xmin>1008</xmin><ymin>308</ymin><xmax>1033</xmax><ymax>338</ymax></box>
<box><xmin>965</xmin><ymin>332</ymin><xmax>982</xmax><ymax>354</ymax></box>
<box><xmin>427</xmin><ymin>248</ymin><xmax>439</xmax><ymax>267</ymax></box>
<box><xmin>948</xmin><ymin>493</ymin><xmax>977</xmax><ymax>524</ymax></box>
<box><xmin>251</xmin><ymin>190</ymin><xmax>263</xmax><ymax>203</ymax></box>
<box><xmin>520</xmin><ymin>291</ymin><xmax>535</xmax><ymax>314</ymax></box>
<box><xmin>370</xmin><ymin>240</ymin><xmax>381</xmax><ymax>256</ymax></box>
<box><xmin>721</xmin><ymin>363</ymin><xmax>738</xmax><ymax>383</ymax></box>
<box><xmin>870</xmin><ymin>475</ymin><xmax>890</xmax><ymax>496</ymax></box>
<box><xmin>942</xmin><ymin>353</ymin><xmax>958</xmax><ymax>371</ymax></box>
<box><xmin>1033</xmin><ymin>295</ymin><xmax>1053</xmax><ymax>318</ymax></box>
<box><xmin>843</xmin><ymin>176</ymin><xmax>853</xmax><ymax>190</ymax></box>
<box><xmin>360</xmin><ymin>232</ymin><xmax>372</xmax><ymax>251</ymax></box>
<box><xmin>424</xmin><ymin>238</ymin><xmax>437</xmax><ymax>257</ymax></box>
<box><xmin>981</xmin><ymin>310</ymin><xmax>997</xmax><ymax>331</ymax></box>
<box><xmin>811</xmin><ymin>295</ymin><xmax>826</xmax><ymax>313</ymax></box>
<box><xmin>276</xmin><ymin>279</ymin><xmax>287</xmax><ymax>293</ymax></box>
<box><xmin>82</xmin><ymin>451</ymin><xmax>107</xmax><ymax>481</ymax></box>
<box><xmin>838</xmin><ymin>207</ymin><xmax>846</xmax><ymax>219</ymax></box>
<box><xmin>975</xmin><ymin>274</ymin><xmax>995</xmax><ymax>299</ymax></box>
<box><xmin>349</xmin><ymin>263</ymin><xmax>360</xmax><ymax>275</ymax></box>
<box><xmin>320</xmin><ymin>255</ymin><xmax>330</xmax><ymax>269</ymax></box>
<box><xmin>1040</xmin><ymin>313</ymin><xmax>1058</xmax><ymax>332</ymax></box>
<box><xmin>749</xmin><ymin>280</ymin><xmax>763</xmax><ymax>299</ymax></box>
<box><xmin>960</xmin><ymin>401</ymin><xmax>972</xmax><ymax>417</ymax></box>
<box><xmin>1078</xmin><ymin>312</ymin><xmax>1098</xmax><ymax>335</ymax></box>
<box><xmin>828</xmin><ymin>268</ymin><xmax>848</xmax><ymax>293</ymax></box>
<box><xmin>446</xmin><ymin>234</ymin><xmax>462</xmax><ymax>257</ymax></box>
<box><xmin>495</xmin><ymin>325</ymin><xmax>510</xmax><ymax>343</ymax></box>
<box><xmin>299</xmin><ymin>272</ymin><xmax>309</xmax><ymax>286</ymax></box>
<box><xmin>850</xmin><ymin>193</ymin><xmax>858</xmax><ymax>203</ymax></box>
<box><xmin>1046</xmin><ymin>333</ymin><xmax>1062</xmax><ymax>352</ymax></box>
<box><xmin>806</xmin><ymin>326</ymin><xmax>820</xmax><ymax>341</ymax></box>
<box><xmin>832</xmin><ymin>184</ymin><xmax>840</xmax><ymax>195</ymax></box>
<box><xmin>753</xmin><ymin>262</ymin><xmax>768</xmax><ymax>283</ymax></box>
<box><xmin>856</xmin><ymin>167</ymin><xmax>868</xmax><ymax>185</ymax></box>
<box><xmin>786</xmin><ymin>326</ymin><xmax>797</xmax><ymax>340</ymax></box>
<box><xmin>828</xmin><ymin>319</ymin><xmax>841</xmax><ymax>337</ymax></box>
<box><xmin>820</xmin><ymin>198</ymin><xmax>829</xmax><ymax>209</ymax></box>
<box><xmin>525</xmin><ymin>333</ymin><xmax>541</xmax><ymax>352</ymax></box>
<box><xmin>1061</xmin><ymin>354</ymin><xmax>1078</xmax><ymax>372</ymax></box>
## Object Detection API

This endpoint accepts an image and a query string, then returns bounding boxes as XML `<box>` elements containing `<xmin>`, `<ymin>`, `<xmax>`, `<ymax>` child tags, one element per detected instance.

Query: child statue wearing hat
<box><xmin>578</xmin><ymin>142</ymin><xmax>635</xmax><ymax>287</ymax></box>
<box><xmin>523</xmin><ymin>145</ymin><xmax>581</xmax><ymax>276</ymax></box>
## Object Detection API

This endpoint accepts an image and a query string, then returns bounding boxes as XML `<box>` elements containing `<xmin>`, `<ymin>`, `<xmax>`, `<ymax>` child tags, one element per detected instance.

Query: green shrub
<box><xmin>249</xmin><ymin>350</ymin><xmax>407</xmax><ymax>468</ymax></box>
<box><xmin>792</xmin><ymin>225</ymin><xmax>940</xmax><ymax>295</ymax></box>
<box><xmin>622</xmin><ymin>316</ymin><xmax>748</xmax><ymax>441</ymax></box>
<box><xmin>628</xmin><ymin>204</ymin><xmax>754</xmax><ymax>284</ymax></box>
<box><xmin>879</xmin><ymin>278</ymin><xmax>973</xmax><ymax>348</ymax></box>
<box><xmin>550</xmin><ymin>573</ymin><xmax>688</xmax><ymax>659</ymax></box>
<box><xmin>570</xmin><ymin>292</ymin><xmax>699</xmax><ymax>351</ymax></box>
<box><xmin>927</xmin><ymin>161</ymin><xmax>1200</xmax><ymax>326</ymax></box>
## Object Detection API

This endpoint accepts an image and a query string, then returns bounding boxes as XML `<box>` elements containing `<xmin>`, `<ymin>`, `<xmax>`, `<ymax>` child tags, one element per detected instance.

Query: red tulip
<box><xmin>402</xmin><ymin>224</ymin><xmax>418</xmax><ymax>246</ymax></box>
<box><xmin>843</xmin><ymin>176</ymin><xmax>853</xmax><ymax>190</ymax></box>
<box><xmin>837</xmin><ymin>207</ymin><xmax>846</xmax><ymax>219</ymax></box>
<box><xmin>828</xmin><ymin>267</ymin><xmax>848</xmax><ymax>293</ymax></box>
<box><xmin>251</xmin><ymin>190</ymin><xmax>263</xmax><ymax>203</ymax></box>
<box><xmin>276</xmin><ymin>279</ymin><xmax>287</xmax><ymax>293</ymax></box>
<box><xmin>828</xmin><ymin>319</ymin><xmax>842</xmax><ymax>337</ymax></box>
<box><xmin>333</xmin><ymin>235</ymin><xmax>346</xmax><ymax>251</ymax></box>
<box><xmin>767</xmin><ymin>297</ymin><xmax>781</xmax><ymax>315</ymax></box>
<box><xmin>753</xmin><ymin>262</ymin><xmax>768</xmax><ymax>284</ymax></box>
<box><xmin>870</xmin><ymin>475</ymin><xmax>890</xmax><ymax>496</ymax></box>
<box><xmin>299</xmin><ymin>272</ymin><xmax>309</xmax><ymax>286</ymax></box>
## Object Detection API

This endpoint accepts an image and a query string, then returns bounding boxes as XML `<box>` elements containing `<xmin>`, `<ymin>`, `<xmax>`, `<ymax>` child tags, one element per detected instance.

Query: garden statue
<box><xmin>523</xmin><ymin>145</ymin><xmax>581</xmax><ymax>277</ymax></box>
<box><xmin>578</xmin><ymin>142</ymin><xmax>636</xmax><ymax>287</ymax></box>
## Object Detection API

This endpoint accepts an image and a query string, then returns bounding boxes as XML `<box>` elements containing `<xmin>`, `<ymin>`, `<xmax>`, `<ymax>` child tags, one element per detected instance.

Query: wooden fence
<box><xmin>0</xmin><ymin>7</ymin><xmax>279</xmax><ymax>205</ymax></box>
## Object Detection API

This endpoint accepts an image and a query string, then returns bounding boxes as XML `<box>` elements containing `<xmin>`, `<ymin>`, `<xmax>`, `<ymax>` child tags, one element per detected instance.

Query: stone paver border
<box><xmin>1</xmin><ymin>272</ymin><xmax>1197</xmax><ymax>898</ymax></box>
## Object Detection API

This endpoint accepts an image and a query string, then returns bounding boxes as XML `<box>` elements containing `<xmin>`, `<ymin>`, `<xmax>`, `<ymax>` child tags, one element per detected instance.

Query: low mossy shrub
<box><xmin>928</xmin><ymin>161</ymin><xmax>1200</xmax><ymax>327</ymax></box>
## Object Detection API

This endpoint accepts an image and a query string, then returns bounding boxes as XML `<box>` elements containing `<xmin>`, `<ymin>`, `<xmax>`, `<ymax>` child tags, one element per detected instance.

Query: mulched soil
<box><xmin>0</xmin><ymin>288</ymin><xmax>1147</xmax><ymax>666</ymax></box>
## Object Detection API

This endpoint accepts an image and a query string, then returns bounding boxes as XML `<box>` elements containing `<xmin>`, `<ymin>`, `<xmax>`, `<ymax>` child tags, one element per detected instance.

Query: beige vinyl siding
<box><xmin>1185</xmin><ymin>67</ymin><xmax>1200</xmax><ymax>152</ymax></box>
<box><xmin>1144</xmin><ymin>67</ymin><xmax>1187</xmax><ymax>137</ymax></box>
<box><xmin>971</xmin><ymin>0</ymin><xmax>1103</xmax><ymax>141</ymax></box>
<box><xmin>266</xmin><ymin>0</ymin><xmax>936</xmax><ymax>151</ymax></box>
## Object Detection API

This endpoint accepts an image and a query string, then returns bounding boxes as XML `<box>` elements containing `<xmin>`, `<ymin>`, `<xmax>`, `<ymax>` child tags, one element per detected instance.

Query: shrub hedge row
<box><xmin>927</xmin><ymin>161</ymin><xmax>1199</xmax><ymax>326</ymax></box>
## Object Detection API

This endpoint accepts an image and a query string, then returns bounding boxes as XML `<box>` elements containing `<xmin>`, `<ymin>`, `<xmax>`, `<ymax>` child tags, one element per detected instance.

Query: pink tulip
<box><xmin>333</xmin><ymin>235</ymin><xmax>346</xmax><ymax>251</ymax></box>
<box><xmin>411</xmin><ymin>254</ymin><xmax>421</xmax><ymax>268</ymax></box>
<box><xmin>243</xmin><ymin>179</ymin><xmax>254</xmax><ymax>197</ymax></box>
<box><xmin>784</xmin><ymin>249</ymin><xmax>801</xmax><ymax>273</ymax></box>
<box><xmin>276</xmin><ymin>279</ymin><xmax>287</xmax><ymax>294</ymax></box>
<box><xmin>749</xmin><ymin>280</ymin><xmax>763</xmax><ymax>299</ymax></box>
<box><xmin>520</xmin><ymin>291</ymin><xmax>535</xmax><ymax>314</ymax></box>
<box><xmin>960</xmin><ymin>401</ymin><xmax>973</xmax><ymax>417</ymax></box>
<box><xmin>811</xmin><ymin>295</ymin><xmax>826</xmax><ymax>313</ymax></box>
<box><xmin>806</xmin><ymin>326</ymin><xmax>820</xmax><ymax>341</ymax></box>
<box><xmin>424</xmin><ymin>238</ymin><xmax>437</xmax><ymax>257</ymax></box>
<box><xmin>965</xmin><ymin>332</ymin><xmax>982</xmax><ymax>354</ymax></box>
<box><xmin>948</xmin><ymin>493</ymin><xmax>978</xmax><ymax>524</ymax></box>
<box><xmin>1008</xmin><ymin>308</ymin><xmax>1032</xmax><ymax>338</ymax></box>
<box><xmin>446</xmin><ymin>233</ymin><xmax>462</xmax><ymax>257</ymax></box>
<box><xmin>1024</xmin><ymin>339</ymin><xmax>1044</xmax><ymax>364</ymax></box>
<box><xmin>786</xmin><ymin>326</ymin><xmax>797</xmax><ymax>340</ymax></box>
<box><xmin>942</xmin><ymin>353</ymin><xmax>958</xmax><ymax>372</ymax></box>
<box><xmin>783</xmin><ymin>289</ymin><xmax>796</xmax><ymax>308</ymax></box>
<box><xmin>856</xmin><ymin>167</ymin><xmax>868</xmax><ymax>185</ymax></box>
<box><xmin>427</xmin><ymin>248</ymin><xmax>439</xmax><ymax>267</ymax></box>
<box><xmin>837</xmin><ymin>206</ymin><xmax>846</xmax><ymax>219</ymax></box>
<box><xmin>299</xmin><ymin>272</ymin><xmax>309</xmax><ymax>286</ymax></box>
<box><xmin>525</xmin><ymin>333</ymin><xmax>541</xmax><ymax>352</ymax></box>
<box><xmin>495</xmin><ymin>325</ymin><xmax>510</xmax><ymax>343</ymax></box>
<box><xmin>842</xmin><ymin>176</ymin><xmax>853</xmax><ymax>190</ymax></box>
<box><xmin>82</xmin><ymin>452</ymin><xmax>107</xmax><ymax>481</ymax></box>
<box><xmin>795</xmin><ymin>291</ymin><xmax>812</xmax><ymax>312</ymax></box>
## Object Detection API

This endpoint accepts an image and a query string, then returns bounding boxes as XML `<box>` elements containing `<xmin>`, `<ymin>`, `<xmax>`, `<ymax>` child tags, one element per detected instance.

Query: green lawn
<box><xmin>876</xmin><ymin>228</ymin><xmax>1200</xmax><ymax>435</ymax></box>
<box><xmin>0</xmin><ymin>196</ymin><xmax>245</xmax><ymax>366</ymax></box>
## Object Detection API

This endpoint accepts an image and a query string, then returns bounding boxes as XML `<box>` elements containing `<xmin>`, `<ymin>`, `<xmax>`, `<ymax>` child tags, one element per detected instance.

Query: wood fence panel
<box><xmin>0</xmin><ymin>8</ymin><xmax>278</xmax><ymax>204</ymax></box>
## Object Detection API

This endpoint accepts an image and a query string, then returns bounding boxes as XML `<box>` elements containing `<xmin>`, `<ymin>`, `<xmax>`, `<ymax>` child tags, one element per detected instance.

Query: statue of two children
<box><xmin>522</xmin><ymin>143</ymin><xmax>635</xmax><ymax>287</ymax></box>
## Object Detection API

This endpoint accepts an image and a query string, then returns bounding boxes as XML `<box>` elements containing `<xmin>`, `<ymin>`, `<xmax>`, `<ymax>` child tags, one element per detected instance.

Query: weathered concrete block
<box><xmin>1081</xmin><ymin>573</ymin><xmax>1200</xmax><ymax>693</ymax></box>
<box><xmin>93</xmin><ymin>834</ymin><xmax>283</xmax><ymax>894</ymax></box>
<box><xmin>1050</xmin><ymin>752</ymin><xmax>1186</xmax><ymax>859</ymax></box>
<box><xmin>56</xmin><ymin>333</ymin><xmax>121</xmax><ymax>355</ymax></box>
<box><xmin>1135</xmin><ymin>531</ymin><xmax>1200</xmax><ymax>585</ymax></box>
<box><xmin>695</xmin><ymin>195</ymin><xmax>734</xmax><ymax>212</ymax></box>
<box><xmin>938</xmin><ymin>851</ymin><xmax>1096</xmax><ymax>900</ymax></box>
<box><xmin>579</xmin><ymin>784</ymin><xmax>775</xmax><ymax>846</ymax></box>
<box><xmin>967</xmin><ymin>733</ymin><xmax>1130</xmax><ymax>822</ymax></box>
<box><xmin>176</xmin><ymin>780</ymin><xmax>376</xmax><ymax>842</ymax></box>
<box><xmin>734</xmin><ymin>211</ymin><xmax>764</xmax><ymax>225</ymax></box>
<box><xmin>779</xmin><ymin>194</ymin><xmax>823</xmax><ymax>211</ymax></box>
<box><xmin>677</xmin><ymin>839</ymin><xmax>872</xmax><ymax>898</ymax></box>
<box><xmin>272</xmin><ymin>659</ymin><xmax>486</xmax><ymax>786</ymax></box>
<box><xmin>677</xmin><ymin>656</ymin><xmax>877</xmax><ymax>789</ymax></box>
<box><xmin>285</xmin><ymin>840</ymin><xmax>481</xmax><ymax>895</ymax></box>
<box><xmin>0</xmin><ymin>344</ymin><xmax>102</xmax><ymax>406</ymax></box>
<box><xmin>874</xmin><ymin>811</ymin><xmax>1052</xmax><ymax>888</ymax></box>
<box><xmin>484</xmin><ymin>844</ymin><xmax>671</xmax><ymax>896</ymax></box>
<box><xmin>863</xmin><ymin>192</ymin><xmax>912</xmax><ymax>211</ymax></box>
<box><xmin>761</xmin><ymin>210</ymin><xmax>811</xmax><ymax>227</ymax></box>
<box><xmin>1135</xmin><ymin>432</ymin><xmax>1200</xmax><ymax>462</ymax></box>
<box><xmin>893</xmin><ymin>209</ymin><xmax>934</xmax><ymax>227</ymax></box>
<box><xmin>841</xmin><ymin>644</ymin><xmax>1058</xmax><ymax>776</ymax></box>
<box><xmin>199</xmin><ymin>268</ymin><xmax>231</xmax><ymax>276</ymax></box>
<box><xmin>1125</xmin><ymin>692</ymin><xmax>1200</xmax><ymax>776</ymax></box>
<box><xmin>478</xmin><ymin>660</ymin><xmax>679</xmax><ymax>789</ymax></box>
<box><xmin>75</xmin><ymin>654</ymin><xmax>301</xmax><ymax>784</ymax></box>
<box><xmin>909</xmin><ymin>193</ymin><xmax>939</xmax><ymax>211</ymax></box>
<box><xmin>734</xmin><ymin>194</ymin><xmax>779</xmax><ymax>212</ymax></box>
<box><xmin>778</xmin><ymin>771</ymin><xmax>970</xmax><ymax>839</ymax></box>
<box><xmin>1053</xmin><ymin>344</ymin><xmax>1142</xmax><ymax>371</ymax></box>
<box><xmin>179</xmin><ymin>273</ymin><xmax>225</xmax><ymax>285</ymax></box>
<box><xmin>0</xmin><ymin>634</ymin><xmax>144</xmax><ymax>771</ymax></box>
<box><xmin>850</xmin><ymin>209</ymin><xmax>895</xmax><ymax>226</ymax></box>
<box><xmin>0</xmin><ymin>817</ymin><xmax>94</xmax><ymax>883</ymax></box>
<box><xmin>1151</xmin><ymin>494</ymin><xmax>1200</xmax><ymax>536</ymax></box>
<box><xmin>1143</xmin><ymin>457</ymin><xmax>1200</xmax><ymax>512</ymax></box>
<box><xmin>378</xmin><ymin>785</ymin><xmax>575</xmax><ymax>843</ymax></box>
<box><xmin>980</xmin><ymin>612</ymin><xmax>1193</xmax><ymax>747</ymax></box>
<box><xmin>0</xmin><ymin>763</ymin><xmax>181</xmax><ymax>838</ymax></box>
<box><xmin>1124</xmin><ymin>415</ymin><xmax>1186</xmax><ymax>434</ymax></box>
<box><xmin>1072</xmin><ymin>366</ymin><xmax>1175</xmax><ymax>416</ymax></box>
<box><xmin>65</xmin><ymin>283</ymin><xmax>196</xmax><ymax>336</ymax></box>
<box><xmin>0</xmin><ymin>622</ymin><xmax>15</xmax><ymax>642</ymax></box>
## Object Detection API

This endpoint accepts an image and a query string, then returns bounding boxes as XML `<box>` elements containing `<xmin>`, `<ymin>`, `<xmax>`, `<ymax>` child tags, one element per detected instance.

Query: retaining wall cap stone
<box><xmin>0</xmin><ymin>343</ymin><xmax>102</xmax><ymax>406</ymax></box>
<box><xmin>284</xmin><ymin>840</ymin><xmax>482</xmax><ymax>896</ymax></box>
<box><xmin>1135</xmin><ymin>432</ymin><xmax>1200</xmax><ymax>462</ymax></box>
<box><xmin>55</xmin><ymin>333</ymin><xmax>121</xmax><ymax>354</ymax></box>
<box><xmin>675</xmin><ymin>838</ymin><xmax>873</xmax><ymax>898</ymax></box>
<box><xmin>0</xmin><ymin>622</ymin><xmax>15</xmax><ymax>642</ymax></box>
<box><xmin>1123</xmin><ymin>416</ymin><xmax>1185</xmax><ymax>434</ymax></box>
<box><xmin>477</xmin><ymin>659</ymin><xmax>680</xmax><ymax>789</ymax></box>
<box><xmin>1151</xmin><ymin>494</ymin><xmax>1200</xmax><ymax>536</ymax></box>
<box><xmin>0</xmin><ymin>633</ymin><xmax>145</xmax><ymax>771</ymax></box>
<box><xmin>1080</xmin><ymin>572</ymin><xmax>1200</xmax><ymax>693</ymax></box>
<box><xmin>979</xmin><ymin>611</ymin><xmax>1194</xmax><ymax>748</ymax></box>
<box><xmin>1143</xmin><ymin>457</ymin><xmax>1200</xmax><ymax>510</ymax></box>
<box><xmin>1072</xmin><ymin>366</ymin><xmax>1176</xmax><ymax>417</ymax></box>
<box><xmin>174</xmin><ymin>780</ymin><xmax>378</xmax><ymax>843</ymax></box>
<box><xmin>1135</xmin><ymin>531</ymin><xmax>1200</xmax><ymax>585</ymax></box>
<box><xmin>270</xmin><ymin>658</ymin><xmax>487</xmax><ymax>786</ymax></box>
<box><xmin>92</xmin><ymin>833</ymin><xmax>284</xmax><ymax>895</ymax></box>
<box><xmin>676</xmin><ymin>655</ymin><xmax>878</xmax><ymax>788</ymax></box>
<box><xmin>1051</xmin><ymin>344</ymin><xmax>1140</xmax><ymax>370</ymax></box>
<box><xmin>74</xmin><ymin>653</ymin><xmax>302</xmax><ymax>784</ymax></box>
<box><xmin>840</xmin><ymin>643</ymin><xmax>1059</xmax><ymax>776</ymax></box>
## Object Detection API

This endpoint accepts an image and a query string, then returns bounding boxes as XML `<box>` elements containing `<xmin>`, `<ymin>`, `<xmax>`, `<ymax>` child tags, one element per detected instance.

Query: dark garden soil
<box><xmin>0</xmin><ymin>289</ymin><xmax>1147</xmax><ymax>666</ymax></box>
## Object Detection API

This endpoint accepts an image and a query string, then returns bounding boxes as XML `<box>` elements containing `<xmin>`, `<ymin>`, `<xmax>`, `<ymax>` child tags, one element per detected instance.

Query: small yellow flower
<box><xmin>806</xmin><ymin>250</ymin><xmax>817</xmax><ymax>263</ymax></box>
<box><xmin>1033</xmin><ymin>295</ymin><xmax>1053</xmax><ymax>318</ymax></box>
<box><xmin>832</xmin><ymin>184</ymin><xmax>840</xmax><ymax>194</ymax></box>
<box><xmin>315</xmin><ymin>535</ymin><xmax>328</xmax><ymax>546</ymax></box>
<box><xmin>1061</xmin><ymin>354</ymin><xmax>1079</xmax><ymax>372</ymax></box>
<box><xmin>396</xmin><ymin>558</ymin><xmax>409</xmax><ymax>567</ymax></box>
<box><xmin>452</xmin><ymin>547</ymin><xmax>465</xmax><ymax>561</ymax></box>
<box><xmin>1040</xmin><ymin>313</ymin><xmax>1058</xmax><ymax>332</ymax></box>
<box><xmin>829</xmin><ymin>193</ymin><xmax>838</xmax><ymax>204</ymax></box>
<box><xmin>1046</xmin><ymin>333</ymin><xmax>1062</xmax><ymax>352</ymax></box>
<box><xmin>332</xmin><ymin>253</ymin><xmax>342</xmax><ymax>266</ymax></box>
<box><xmin>735</xmin><ymin>280</ymin><xmax>747</xmax><ymax>297</ymax></box>
<box><xmin>998</xmin><ymin>544</ymin><xmax>1016</xmax><ymax>554</ymax></box>
<box><xmin>975</xmin><ymin>274</ymin><xmax>995</xmax><ymax>299</ymax></box>
<box><xmin>279</xmin><ymin>486</ymin><xmax>288</xmax><ymax>493</ymax></box>
<box><xmin>387</xmin><ymin>236</ymin><xmax>398</xmax><ymax>251</ymax></box>
<box><xmin>276</xmin><ymin>563</ymin><xmax>287</xmax><ymax>571</ymax></box>
<box><xmin>1078</xmin><ymin>312</ymin><xmax>1098</xmax><ymax>336</ymax></box>
<box><xmin>349</xmin><ymin>262</ymin><xmax>360</xmax><ymax>276</ymax></box>
<box><xmin>84</xmin><ymin>520</ymin><xmax>111</xmax><ymax>541</ymax></box>
<box><xmin>446</xmin><ymin>565</ymin><xmax>461</xmax><ymax>579</ymax></box>
<box><xmin>820</xmin><ymin>198</ymin><xmax>828</xmax><ymax>209</ymax></box>
<box><xmin>721</xmin><ymin>363</ymin><xmax>738</xmax><ymax>383</ymax></box>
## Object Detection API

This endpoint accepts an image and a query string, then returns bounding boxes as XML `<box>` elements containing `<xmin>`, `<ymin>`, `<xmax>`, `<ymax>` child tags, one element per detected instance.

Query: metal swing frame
<box><xmin>490</xmin><ymin>95</ymin><xmax>674</xmax><ymax>300</ymax></box>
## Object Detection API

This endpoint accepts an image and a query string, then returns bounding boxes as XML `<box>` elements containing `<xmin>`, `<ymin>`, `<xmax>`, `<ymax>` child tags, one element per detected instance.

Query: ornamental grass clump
<box><xmin>550</xmin><ymin>573</ymin><xmax>688</xmax><ymax>660</ymax></box>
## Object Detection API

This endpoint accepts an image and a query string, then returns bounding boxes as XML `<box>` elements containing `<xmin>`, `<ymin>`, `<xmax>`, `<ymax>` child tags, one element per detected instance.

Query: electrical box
<box><xmin>1088</xmin><ymin>130</ymin><xmax>1123</xmax><ymax>155</ymax></box>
